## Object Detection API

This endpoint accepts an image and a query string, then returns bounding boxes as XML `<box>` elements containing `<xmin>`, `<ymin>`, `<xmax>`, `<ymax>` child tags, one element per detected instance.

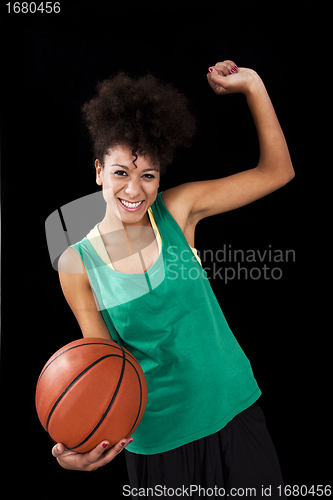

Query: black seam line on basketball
<box><xmin>38</xmin><ymin>342</ymin><xmax>137</xmax><ymax>381</ymax></box>
<box><xmin>39</xmin><ymin>343</ymin><xmax>132</xmax><ymax>380</ymax></box>
<box><xmin>69</xmin><ymin>347</ymin><xmax>127</xmax><ymax>450</ymax></box>
<box><xmin>46</xmin><ymin>354</ymin><xmax>121</xmax><ymax>433</ymax></box>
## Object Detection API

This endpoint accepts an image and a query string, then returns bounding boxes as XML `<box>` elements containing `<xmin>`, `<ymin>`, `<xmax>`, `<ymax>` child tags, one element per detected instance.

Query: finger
<box><xmin>83</xmin><ymin>437</ymin><xmax>132</xmax><ymax>466</ymax></box>
<box><xmin>99</xmin><ymin>438</ymin><xmax>132</xmax><ymax>463</ymax></box>
<box><xmin>82</xmin><ymin>440</ymin><xmax>112</xmax><ymax>466</ymax></box>
<box><xmin>109</xmin><ymin>436</ymin><xmax>134</xmax><ymax>457</ymax></box>
<box><xmin>215</xmin><ymin>60</ymin><xmax>237</xmax><ymax>69</ymax></box>
<box><xmin>52</xmin><ymin>442</ymin><xmax>66</xmax><ymax>457</ymax></box>
<box><xmin>85</xmin><ymin>437</ymin><xmax>133</xmax><ymax>470</ymax></box>
<box><xmin>207</xmin><ymin>70</ymin><xmax>229</xmax><ymax>94</ymax></box>
<box><xmin>215</xmin><ymin>61</ymin><xmax>238</xmax><ymax>75</ymax></box>
<box><xmin>214</xmin><ymin>63</ymin><xmax>230</xmax><ymax>77</ymax></box>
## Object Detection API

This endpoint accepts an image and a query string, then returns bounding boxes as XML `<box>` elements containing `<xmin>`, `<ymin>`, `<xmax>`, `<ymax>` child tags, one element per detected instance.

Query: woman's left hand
<box><xmin>207</xmin><ymin>60</ymin><xmax>263</xmax><ymax>96</ymax></box>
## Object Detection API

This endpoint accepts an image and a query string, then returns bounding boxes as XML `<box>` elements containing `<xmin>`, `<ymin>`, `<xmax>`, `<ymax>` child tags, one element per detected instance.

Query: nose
<box><xmin>124</xmin><ymin>178</ymin><xmax>142</xmax><ymax>199</ymax></box>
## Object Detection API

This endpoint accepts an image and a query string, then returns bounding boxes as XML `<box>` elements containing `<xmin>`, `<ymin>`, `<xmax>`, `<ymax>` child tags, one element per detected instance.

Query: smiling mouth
<box><xmin>118</xmin><ymin>198</ymin><xmax>145</xmax><ymax>211</ymax></box>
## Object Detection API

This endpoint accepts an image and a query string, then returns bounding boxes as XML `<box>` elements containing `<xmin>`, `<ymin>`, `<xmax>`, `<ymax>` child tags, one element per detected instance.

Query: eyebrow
<box><xmin>111</xmin><ymin>163</ymin><xmax>159</xmax><ymax>172</ymax></box>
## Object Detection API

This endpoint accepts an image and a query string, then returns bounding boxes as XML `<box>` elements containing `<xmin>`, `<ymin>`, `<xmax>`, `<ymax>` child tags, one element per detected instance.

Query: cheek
<box><xmin>146</xmin><ymin>185</ymin><xmax>159</xmax><ymax>206</ymax></box>
<box><xmin>102</xmin><ymin>175</ymin><xmax>123</xmax><ymax>195</ymax></box>
<box><xmin>102</xmin><ymin>185</ymin><xmax>119</xmax><ymax>209</ymax></box>
<box><xmin>147</xmin><ymin>178</ymin><xmax>160</xmax><ymax>195</ymax></box>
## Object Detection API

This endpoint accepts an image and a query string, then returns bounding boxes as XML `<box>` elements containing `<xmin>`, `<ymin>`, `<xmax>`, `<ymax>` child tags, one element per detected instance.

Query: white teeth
<box><xmin>120</xmin><ymin>199</ymin><xmax>143</xmax><ymax>208</ymax></box>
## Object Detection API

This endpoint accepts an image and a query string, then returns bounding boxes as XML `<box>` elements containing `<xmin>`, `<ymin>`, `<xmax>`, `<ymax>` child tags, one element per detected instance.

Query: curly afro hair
<box><xmin>82</xmin><ymin>72</ymin><xmax>196</xmax><ymax>174</ymax></box>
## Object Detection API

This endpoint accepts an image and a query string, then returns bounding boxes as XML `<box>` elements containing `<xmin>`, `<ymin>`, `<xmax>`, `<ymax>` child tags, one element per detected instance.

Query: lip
<box><xmin>117</xmin><ymin>198</ymin><xmax>145</xmax><ymax>212</ymax></box>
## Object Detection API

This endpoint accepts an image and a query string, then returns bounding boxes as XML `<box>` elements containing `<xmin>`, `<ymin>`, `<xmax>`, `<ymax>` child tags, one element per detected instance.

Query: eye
<box><xmin>142</xmin><ymin>174</ymin><xmax>155</xmax><ymax>179</ymax></box>
<box><xmin>114</xmin><ymin>170</ymin><xmax>128</xmax><ymax>176</ymax></box>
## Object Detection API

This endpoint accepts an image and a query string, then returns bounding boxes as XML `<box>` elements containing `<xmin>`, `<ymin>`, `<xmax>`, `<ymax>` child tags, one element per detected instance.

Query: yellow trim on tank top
<box><xmin>86</xmin><ymin>206</ymin><xmax>201</xmax><ymax>270</ymax></box>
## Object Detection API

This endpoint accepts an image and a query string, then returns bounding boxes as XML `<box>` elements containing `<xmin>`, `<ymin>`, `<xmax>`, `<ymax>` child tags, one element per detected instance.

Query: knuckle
<box><xmin>52</xmin><ymin>445</ymin><xmax>59</xmax><ymax>457</ymax></box>
<box><xmin>87</xmin><ymin>464</ymin><xmax>97</xmax><ymax>472</ymax></box>
<box><xmin>77</xmin><ymin>456</ymin><xmax>93</xmax><ymax>471</ymax></box>
<box><xmin>81</xmin><ymin>459</ymin><xmax>93</xmax><ymax>469</ymax></box>
<box><xmin>76</xmin><ymin>462</ymin><xmax>86</xmax><ymax>471</ymax></box>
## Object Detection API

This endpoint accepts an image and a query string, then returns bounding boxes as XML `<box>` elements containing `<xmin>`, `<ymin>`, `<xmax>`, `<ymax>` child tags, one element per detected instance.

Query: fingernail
<box><xmin>208</xmin><ymin>67</ymin><xmax>213</xmax><ymax>73</ymax></box>
<box><xmin>121</xmin><ymin>441</ymin><xmax>126</xmax><ymax>446</ymax></box>
<box><xmin>102</xmin><ymin>442</ymin><xmax>108</xmax><ymax>449</ymax></box>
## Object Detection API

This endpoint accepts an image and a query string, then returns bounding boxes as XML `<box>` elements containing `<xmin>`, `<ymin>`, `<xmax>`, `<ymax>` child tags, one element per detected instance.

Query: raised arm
<box><xmin>163</xmin><ymin>60</ymin><xmax>294</xmax><ymax>226</ymax></box>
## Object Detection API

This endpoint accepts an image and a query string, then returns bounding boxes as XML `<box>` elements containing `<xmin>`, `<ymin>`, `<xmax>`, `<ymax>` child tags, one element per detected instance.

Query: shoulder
<box><xmin>58</xmin><ymin>248</ymin><xmax>94</xmax><ymax>308</ymax></box>
<box><xmin>161</xmin><ymin>183</ymin><xmax>198</xmax><ymax>229</ymax></box>
<box><xmin>57</xmin><ymin>248</ymin><xmax>112</xmax><ymax>337</ymax></box>
<box><xmin>58</xmin><ymin>247</ymin><xmax>84</xmax><ymax>274</ymax></box>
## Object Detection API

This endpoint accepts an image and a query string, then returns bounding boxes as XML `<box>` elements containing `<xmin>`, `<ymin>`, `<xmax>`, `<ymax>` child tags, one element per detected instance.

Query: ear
<box><xmin>95</xmin><ymin>159</ymin><xmax>103</xmax><ymax>185</ymax></box>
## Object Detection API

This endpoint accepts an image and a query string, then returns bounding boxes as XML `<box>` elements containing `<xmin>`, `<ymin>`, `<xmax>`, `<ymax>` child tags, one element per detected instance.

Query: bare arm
<box><xmin>163</xmin><ymin>60</ymin><xmax>294</xmax><ymax>226</ymax></box>
<box><xmin>52</xmin><ymin>248</ymin><xmax>132</xmax><ymax>471</ymax></box>
<box><xmin>58</xmin><ymin>248</ymin><xmax>112</xmax><ymax>340</ymax></box>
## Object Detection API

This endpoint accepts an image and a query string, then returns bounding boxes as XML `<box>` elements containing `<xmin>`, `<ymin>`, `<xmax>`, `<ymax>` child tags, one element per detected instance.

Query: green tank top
<box><xmin>70</xmin><ymin>192</ymin><xmax>261</xmax><ymax>455</ymax></box>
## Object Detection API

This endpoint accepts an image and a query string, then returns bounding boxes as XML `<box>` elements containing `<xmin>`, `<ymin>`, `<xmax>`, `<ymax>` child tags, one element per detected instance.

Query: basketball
<box><xmin>35</xmin><ymin>338</ymin><xmax>148</xmax><ymax>453</ymax></box>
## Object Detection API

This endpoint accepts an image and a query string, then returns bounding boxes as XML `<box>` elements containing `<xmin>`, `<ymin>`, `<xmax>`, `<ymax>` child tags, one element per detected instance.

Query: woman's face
<box><xmin>95</xmin><ymin>144</ymin><xmax>160</xmax><ymax>226</ymax></box>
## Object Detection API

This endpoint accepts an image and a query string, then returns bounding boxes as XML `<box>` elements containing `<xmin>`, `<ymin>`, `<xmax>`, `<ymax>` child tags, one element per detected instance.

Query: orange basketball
<box><xmin>35</xmin><ymin>338</ymin><xmax>147</xmax><ymax>453</ymax></box>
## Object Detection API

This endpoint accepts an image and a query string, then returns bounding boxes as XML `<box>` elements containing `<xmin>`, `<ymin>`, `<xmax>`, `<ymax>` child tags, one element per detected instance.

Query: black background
<box><xmin>1</xmin><ymin>0</ymin><xmax>329</xmax><ymax>497</ymax></box>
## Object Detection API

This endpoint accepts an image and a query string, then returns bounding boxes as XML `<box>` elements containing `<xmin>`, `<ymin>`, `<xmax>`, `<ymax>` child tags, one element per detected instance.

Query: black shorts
<box><xmin>125</xmin><ymin>402</ymin><xmax>285</xmax><ymax>499</ymax></box>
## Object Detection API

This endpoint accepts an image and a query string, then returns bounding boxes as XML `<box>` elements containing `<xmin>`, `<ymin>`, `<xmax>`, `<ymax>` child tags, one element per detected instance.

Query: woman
<box><xmin>53</xmin><ymin>60</ymin><xmax>294</xmax><ymax>496</ymax></box>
